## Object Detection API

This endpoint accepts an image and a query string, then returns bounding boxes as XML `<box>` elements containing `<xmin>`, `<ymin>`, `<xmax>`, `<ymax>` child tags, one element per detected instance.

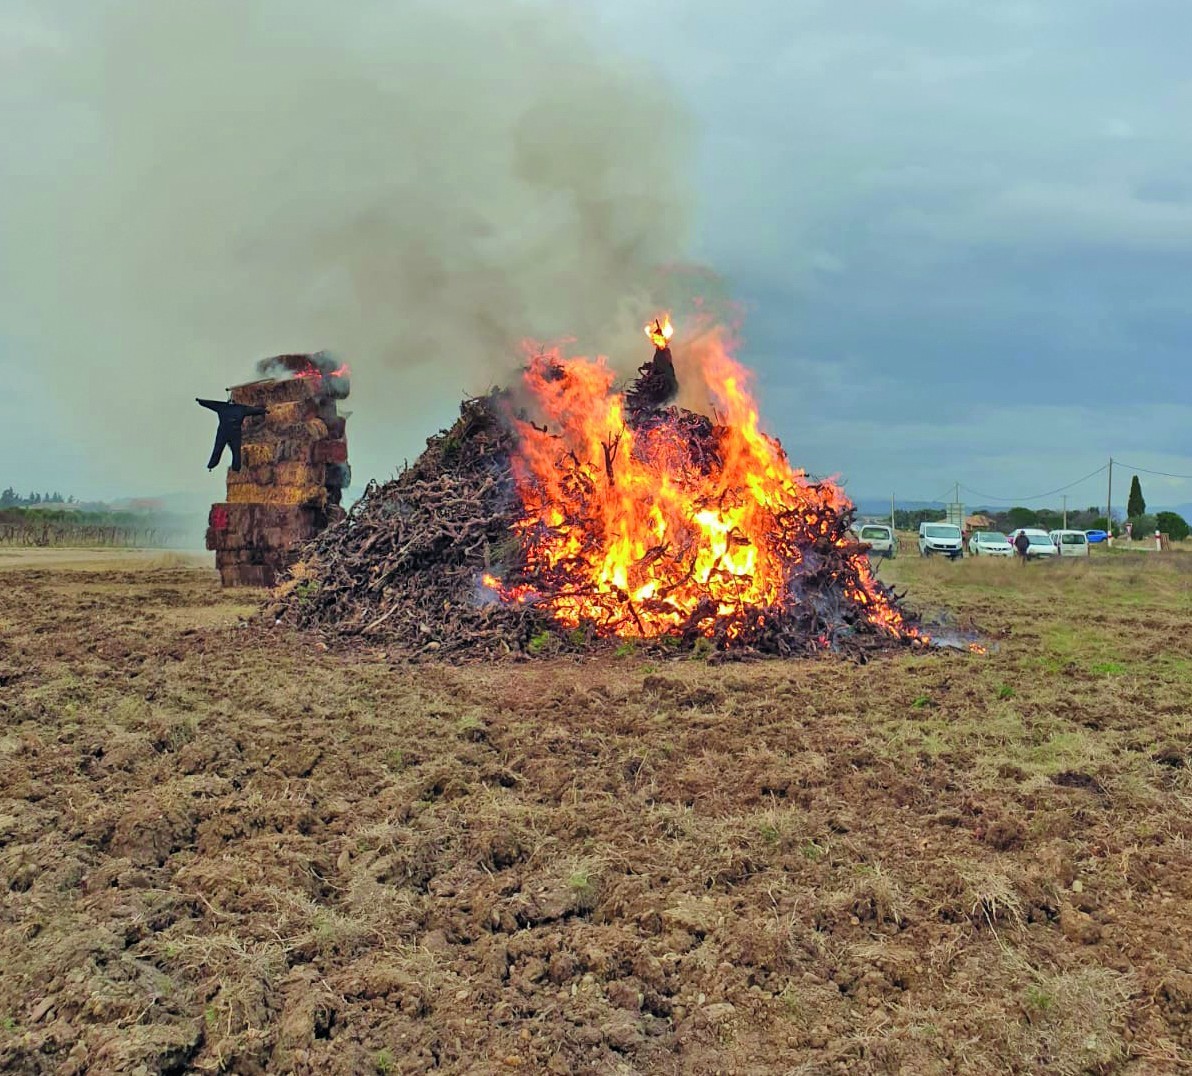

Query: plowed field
<box><xmin>2</xmin><ymin>548</ymin><xmax>1190</xmax><ymax>1074</ymax></box>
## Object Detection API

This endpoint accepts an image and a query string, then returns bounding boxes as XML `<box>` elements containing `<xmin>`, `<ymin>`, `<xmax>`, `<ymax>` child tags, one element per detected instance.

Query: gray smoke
<box><xmin>0</xmin><ymin>0</ymin><xmax>692</xmax><ymax>495</ymax></box>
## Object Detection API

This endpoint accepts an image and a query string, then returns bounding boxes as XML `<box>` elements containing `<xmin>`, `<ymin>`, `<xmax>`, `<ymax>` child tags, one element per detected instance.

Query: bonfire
<box><xmin>275</xmin><ymin>317</ymin><xmax>920</xmax><ymax>658</ymax></box>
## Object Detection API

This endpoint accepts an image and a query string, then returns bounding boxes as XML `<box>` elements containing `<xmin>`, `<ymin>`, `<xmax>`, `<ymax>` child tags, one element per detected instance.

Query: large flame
<box><xmin>485</xmin><ymin>319</ymin><xmax>913</xmax><ymax>645</ymax></box>
<box><xmin>645</xmin><ymin>315</ymin><xmax>674</xmax><ymax>349</ymax></box>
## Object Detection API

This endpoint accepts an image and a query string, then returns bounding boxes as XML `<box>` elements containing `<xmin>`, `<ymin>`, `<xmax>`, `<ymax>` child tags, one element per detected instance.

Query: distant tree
<box><xmin>1127</xmin><ymin>475</ymin><xmax>1146</xmax><ymax>520</ymax></box>
<box><xmin>1035</xmin><ymin>509</ymin><xmax>1061</xmax><ymax>530</ymax></box>
<box><xmin>1156</xmin><ymin>511</ymin><xmax>1190</xmax><ymax>541</ymax></box>
<box><xmin>1006</xmin><ymin>506</ymin><xmax>1038</xmax><ymax>529</ymax></box>
<box><xmin>894</xmin><ymin>508</ymin><xmax>946</xmax><ymax>531</ymax></box>
<box><xmin>0</xmin><ymin>487</ymin><xmax>15</xmax><ymax>507</ymax></box>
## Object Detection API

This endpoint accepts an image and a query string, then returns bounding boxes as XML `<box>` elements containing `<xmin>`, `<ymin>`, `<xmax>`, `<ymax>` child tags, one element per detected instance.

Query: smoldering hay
<box><xmin>0</xmin><ymin>0</ymin><xmax>693</xmax><ymax>498</ymax></box>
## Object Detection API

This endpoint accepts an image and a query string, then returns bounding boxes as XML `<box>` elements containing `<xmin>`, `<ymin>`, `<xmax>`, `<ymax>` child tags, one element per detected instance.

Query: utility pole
<box><xmin>1106</xmin><ymin>457</ymin><xmax>1113</xmax><ymax>544</ymax></box>
<box><xmin>890</xmin><ymin>492</ymin><xmax>896</xmax><ymax>535</ymax></box>
<box><xmin>1062</xmin><ymin>494</ymin><xmax>1067</xmax><ymax>530</ymax></box>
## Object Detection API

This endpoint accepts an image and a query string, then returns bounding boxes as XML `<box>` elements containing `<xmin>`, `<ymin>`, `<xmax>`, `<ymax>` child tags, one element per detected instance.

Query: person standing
<box><xmin>1014</xmin><ymin>529</ymin><xmax>1030</xmax><ymax>564</ymax></box>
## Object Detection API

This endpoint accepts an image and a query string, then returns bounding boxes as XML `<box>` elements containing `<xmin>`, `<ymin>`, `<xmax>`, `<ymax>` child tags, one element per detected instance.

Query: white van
<box><xmin>918</xmin><ymin>522</ymin><xmax>963</xmax><ymax>559</ymax></box>
<box><xmin>1048</xmin><ymin>529</ymin><xmax>1090</xmax><ymax>557</ymax></box>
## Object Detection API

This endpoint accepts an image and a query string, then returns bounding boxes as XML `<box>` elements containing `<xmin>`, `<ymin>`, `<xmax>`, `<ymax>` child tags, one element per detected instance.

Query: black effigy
<box><xmin>624</xmin><ymin>346</ymin><xmax>679</xmax><ymax>414</ymax></box>
<box><xmin>196</xmin><ymin>399</ymin><xmax>267</xmax><ymax>471</ymax></box>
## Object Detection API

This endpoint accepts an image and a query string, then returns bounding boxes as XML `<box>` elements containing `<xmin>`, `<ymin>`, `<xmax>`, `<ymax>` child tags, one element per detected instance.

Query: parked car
<box><xmin>969</xmin><ymin>530</ymin><xmax>1014</xmax><ymax>557</ymax></box>
<box><xmin>854</xmin><ymin>523</ymin><xmax>896</xmax><ymax>558</ymax></box>
<box><xmin>1048</xmin><ymin>529</ymin><xmax>1090</xmax><ymax>557</ymax></box>
<box><xmin>1008</xmin><ymin>527</ymin><xmax>1046</xmax><ymax>543</ymax></box>
<box><xmin>1085</xmin><ymin>529</ymin><xmax>1109</xmax><ymax>544</ymax></box>
<box><xmin>1007</xmin><ymin>529</ymin><xmax>1059</xmax><ymax>558</ymax></box>
<box><xmin>918</xmin><ymin>522</ymin><xmax>964</xmax><ymax>559</ymax></box>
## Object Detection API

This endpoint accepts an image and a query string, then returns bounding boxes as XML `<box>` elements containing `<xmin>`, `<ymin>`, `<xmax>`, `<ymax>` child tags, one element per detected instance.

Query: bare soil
<box><xmin>1</xmin><ymin>550</ymin><xmax>1191</xmax><ymax>1073</ymax></box>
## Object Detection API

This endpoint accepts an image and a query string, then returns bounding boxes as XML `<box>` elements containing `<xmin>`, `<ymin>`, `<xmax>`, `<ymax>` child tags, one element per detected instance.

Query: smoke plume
<box><xmin>0</xmin><ymin>0</ymin><xmax>693</xmax><ymax>496</ymax></box>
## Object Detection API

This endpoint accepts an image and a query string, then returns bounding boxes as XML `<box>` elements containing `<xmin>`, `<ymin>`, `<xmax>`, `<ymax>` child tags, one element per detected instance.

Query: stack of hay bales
<box><xmin>205</xmin><ymin>361</ymin><xmax>350</xmax><ymax>587</ymax></box>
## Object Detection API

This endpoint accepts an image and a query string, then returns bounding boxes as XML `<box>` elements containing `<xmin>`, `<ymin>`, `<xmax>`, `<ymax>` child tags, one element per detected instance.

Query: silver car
<box><xmin>854</xmin><ymin>523</ymin><xmax>896</xmax><ymax>558</ymax></box>
<box><xmin>1008</xmin><ymin>529</ymin><xmax>1059</xmax><ymax>558</ymax></box>
<box><xmin>1048</xmin><ymin>529</ymin><xmax>1090</xmax><ymax>557</ymax></box>
<box><xmin>969</xmin><ymin>530</ymin><xmax>1013</xmax><ymax>557</ymax></box>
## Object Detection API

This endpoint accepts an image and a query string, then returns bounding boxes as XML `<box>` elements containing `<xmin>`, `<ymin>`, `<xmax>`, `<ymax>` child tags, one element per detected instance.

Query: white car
<box><xmin>919</xmin><ymin>522</ymin><xmax>963</xmax><ymax>559</ymax></box>
<box><xmin>1008</xmin><ymin>528</ymin><xmax>1059</xmax><ymax>558</ymax></box>
<box><xmin>969</xmin><ymin>530</ymin><xmax>1014</xmax><ymax>557</ymax></box>
<box><xmin>853</xmin><ymin>523</ymin><xmax>896</xmax><ymax>558</ymax></box>
<box><xmin>1048</xmin><ymin>529</ymin><xmax>1090</xmax><ymax>557</ymax></box>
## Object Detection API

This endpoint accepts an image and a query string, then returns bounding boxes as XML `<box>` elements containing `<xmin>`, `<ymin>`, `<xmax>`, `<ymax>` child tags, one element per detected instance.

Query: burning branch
<box><xmin>601</xmin><ymin>431</ymin><xmax>622</xmax><ymax>488</ymax></box>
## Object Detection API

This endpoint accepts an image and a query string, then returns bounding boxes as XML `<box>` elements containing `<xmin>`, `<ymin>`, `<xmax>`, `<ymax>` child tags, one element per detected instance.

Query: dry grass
<box><xmin>1</xmin><ymin>550</ymin><xmax>1191</xmax><ymax>1072</ymax></box>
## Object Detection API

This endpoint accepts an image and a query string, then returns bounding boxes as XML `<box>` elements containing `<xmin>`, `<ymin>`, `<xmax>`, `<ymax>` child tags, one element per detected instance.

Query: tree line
<box><xmin>0</xmin><ymin>488</ymin><xmax>75</xmax><ymax>507</ymax></box>
<box><xmin>890</xmin><ymin>476</ymin><xmax>1189</xmax><ymax>542</ymax></box>
<box><xmin>0</xmin><ymin>507</ymin><xmax>196</xmax><ymax>548</ymax></box>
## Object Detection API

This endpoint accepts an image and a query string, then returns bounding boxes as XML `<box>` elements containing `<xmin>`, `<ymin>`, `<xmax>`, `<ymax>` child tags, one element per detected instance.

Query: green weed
<box><xmin>801</xmin><ymin>841</ymin><xmax>826</xmax><ymax>862</ymax></box>
<box><xmin>691</xmin><ymin>637</ymin><xmax>715</xmax><ymax>661</ymax></box>
<box><xmin>1024</xmin><ymin>984</ymin><xmax>1055</xmax><ymax>1016</ymax></box>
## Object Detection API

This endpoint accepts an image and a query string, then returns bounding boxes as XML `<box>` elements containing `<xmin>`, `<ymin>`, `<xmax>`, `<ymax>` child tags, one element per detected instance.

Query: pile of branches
<box><xmin>273</xmin><ymin>392</ymin><xmax>546</xmax><ymax>657</ymax></box>
<box><xmin>273</xmin><ymin>375</ymin><xmax>916</xmax><ymax>660</ymax></box>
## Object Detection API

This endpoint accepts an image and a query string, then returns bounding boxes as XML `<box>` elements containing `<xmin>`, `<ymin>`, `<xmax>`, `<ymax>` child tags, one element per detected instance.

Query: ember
<box><xmin>276</xmin><ymin>316</ymin><xmax>920</xmax><ymax>658</ymax></box>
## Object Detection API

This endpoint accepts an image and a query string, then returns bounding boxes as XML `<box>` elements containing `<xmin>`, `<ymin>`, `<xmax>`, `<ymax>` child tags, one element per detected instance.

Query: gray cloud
<box><xmin>0</xmin><ymin>0</ymin><xmax>691</xmax><ymax>499</ymax></box>
<box><xmin>580</xmin><ymin>0</ymin><xmax>1192</xmax><ymax>502</ymax></box>
<box><xmin>4</xmin><ymin>0</ymin><xmax>1192</xmax><ymax>513</ymax></box>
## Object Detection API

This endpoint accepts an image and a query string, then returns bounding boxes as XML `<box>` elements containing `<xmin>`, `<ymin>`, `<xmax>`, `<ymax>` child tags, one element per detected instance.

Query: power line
<box><xmin>958</xmin><ymin>463</ymin><xmax>1109</xmax><ymax>505</ymax></box>
<box><xmin>1115</xmin><ymin>462</ymin><xmax>1192</xmax><ymax>481</ymax></box>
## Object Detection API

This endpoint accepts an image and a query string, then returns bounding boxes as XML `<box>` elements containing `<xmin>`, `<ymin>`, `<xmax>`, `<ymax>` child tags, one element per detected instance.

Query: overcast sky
<box><xmin>3</xmin><ymin>0</ymin><xmax>1191</xmax><ymax>512</ymax></box>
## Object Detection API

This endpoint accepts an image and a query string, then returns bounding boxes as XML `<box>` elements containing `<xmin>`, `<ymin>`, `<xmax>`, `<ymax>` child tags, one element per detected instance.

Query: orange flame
<box><xmin>485</xmin><ymin>317</ymin><xmax>914</xmax><ymax>646</ymax></box>
<box><xmin>645</xmin><ymin>315</ymin><xmax>674</xmax><ymax>349</ymax></box>
<box><xmin>293</xmin><ymin>361</ymin><xmax>351</xmax><ymax>381</ymax></box>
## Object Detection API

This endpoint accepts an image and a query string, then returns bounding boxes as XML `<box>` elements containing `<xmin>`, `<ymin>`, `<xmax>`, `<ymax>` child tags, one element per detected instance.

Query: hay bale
<box><xmin>241</xmin><ymin>443</ymin><xmax>276</xmax><ymax>467</ymax></box>
<box><xmin>226</xmin><ymin>465</ymin><xmax>275</xmax><ymax>487</ymax></box>
<box><xmin>261</xmin><ymin>400</ymin><xmax>320</xmax><ymax>428</ymax></box>
<box><xmin>227</xmin><ymin>462</ymin><xmax>325</xmax><ymax>488</ymax></box>
<box><xmin>208</xmin><ymin>503</ymin><xmax>328</xmax><ymax>531</ymax></box>
<box><xmin>231</xmin><ymin>378</ymin><xmax>325</xmax><ymax>408</ymax></box>
<box><xmin>218</xmin><ymin>562</ymin><xmax>277</xmax><ymax>587</ymax></box>
<box><xmin>313</xmin><ymin>439</ymin><xmax>348</xmax><ymax>464</ymax></box>
<box><xmin>226</xmin><ymin>483</ymin><xmax>327</xmax><ymax>507</ymax></box>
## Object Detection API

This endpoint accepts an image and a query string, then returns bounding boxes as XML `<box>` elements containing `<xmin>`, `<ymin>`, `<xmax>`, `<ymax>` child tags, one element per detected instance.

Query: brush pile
<box><xmin>275</xmin><ymin>393</ymin><xmax>543</xmax><ymax>656</ymax></box>
<box><xmin>274</xmin><ymin>363</ymin><xmax>919</xmax><ymax>659</ymax></box>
